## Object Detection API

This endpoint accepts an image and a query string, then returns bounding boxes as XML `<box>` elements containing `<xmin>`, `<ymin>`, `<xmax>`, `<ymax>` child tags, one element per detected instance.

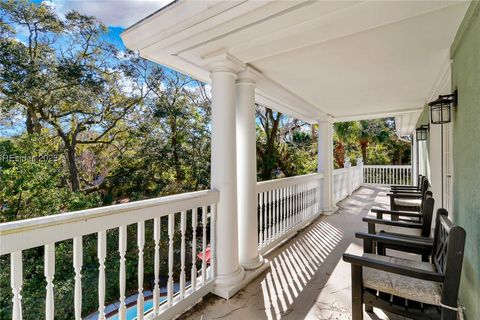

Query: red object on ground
<box><xmin>197</xmin><ymin>246</ymin><xmax>211</xmax><ymax>264</ymax></box>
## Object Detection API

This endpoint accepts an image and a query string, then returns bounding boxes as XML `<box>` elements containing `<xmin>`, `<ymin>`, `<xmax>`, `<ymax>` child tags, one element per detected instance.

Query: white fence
<box><xmin>363</xmin><ymin>165</ymin><xmax>412</xmax><ymax>185</ymax></box>
<box><xmin>0</xmin><ymin>190</ymin><xmax>219</xmax><ymax>320</ymax></box>
<box><xmin>256</xmin><ymin>173</ymin><xmax>323</xmax><ymax>254</ymax></box>
<box><xmin>333</xmin><ymin>164</ymin><xmax>364</xmax><ymax>203</ymax></box>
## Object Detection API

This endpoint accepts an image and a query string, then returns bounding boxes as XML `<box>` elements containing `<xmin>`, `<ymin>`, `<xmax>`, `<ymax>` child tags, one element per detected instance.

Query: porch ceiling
<box><xmin>121</xmin><ymin>0</ymin><xmax>469</xmax><ymax>128</ymax></box>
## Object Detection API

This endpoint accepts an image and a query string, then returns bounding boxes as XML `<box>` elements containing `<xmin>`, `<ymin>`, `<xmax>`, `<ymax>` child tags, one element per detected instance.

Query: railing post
<box><xmin>357</xmin><ymin>158</ymin><xmax>364</xmax><ymax>186</ymax></box>
<box><xmin>318</xmin><ymin>116</ymin><xmax>337</xmax><ymax>214</ymax></box>
<box><xmin>345</xmin><ymin>158</ymin><xmax>353</xmax><ymax>195</ymax></box>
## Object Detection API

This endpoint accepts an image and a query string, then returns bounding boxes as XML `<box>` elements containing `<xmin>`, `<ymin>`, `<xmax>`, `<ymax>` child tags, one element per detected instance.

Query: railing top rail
<box><xmin>256</xmin><ymin>173</ymin><xmax>323</xmax><ymax>193</ymax></box>
<box><xmin>0</xmin><ymin>189</ymin><xmax>219</xmax><ymax>255</ymax></box>
<box><xmin>363</xmin><ymin>165</ymin><xmax>411</xmax><ymax>168</ymax></box>
<box><xmin>333</xmin><ymin>168</ymin><xmax>349</xmax><ymax>174</ymax></box>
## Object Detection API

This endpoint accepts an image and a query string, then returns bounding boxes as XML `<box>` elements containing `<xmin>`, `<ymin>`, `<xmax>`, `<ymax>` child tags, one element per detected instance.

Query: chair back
<box><xmin>420</xmin><ymin>177</ymin><xmax>429</xmax><ymax>194</ymax></box>
<box><xmin>432</xmin><ymin>209</ymin><xmax>466</xmax><ymax>308</ymax></box>
<box><xmin>420</xmin><ymin>192</ymin><xmax>434</xmax><ymax>237</ymax></box>
<box><xmin>417</xmin><ymin>174</ymin><xmax>424</xmax><ymax>187</ymax></box>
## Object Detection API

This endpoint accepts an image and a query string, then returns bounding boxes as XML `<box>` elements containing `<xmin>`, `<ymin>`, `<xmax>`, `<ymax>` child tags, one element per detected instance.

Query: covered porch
<box><xmin>1</xmin><ymin>1</ymin><xmax>479</xmax><ymax>320</ymax></box>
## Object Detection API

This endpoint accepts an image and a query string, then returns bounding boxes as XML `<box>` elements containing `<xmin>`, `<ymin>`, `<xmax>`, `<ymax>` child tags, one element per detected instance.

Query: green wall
<box><xmin>450</xmin><ymin>2</ymin><xmax>480</xmax><ymax>319</ymax></box>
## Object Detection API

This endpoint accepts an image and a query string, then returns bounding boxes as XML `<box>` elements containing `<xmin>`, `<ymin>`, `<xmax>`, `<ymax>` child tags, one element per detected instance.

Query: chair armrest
<box><xmin>362</xmin><ymin>217</ymin><xmax>423</xmax><ymax>229</ymax></box>
<box><xmin>342</xmin><ymin>253</ymin><xmax>444</xmax><ymax>282</ymax></box>
<box><xmin>371</xmin><ymin>208</ymin><xmax>424</xmax><ymax>218</ymax></box>
<box><xmin>355</xmin><ymin>232</ymin><xmax>433</xmax><ymax>250</ymax></box>
<box><xmin>391</xmin><ymin>185</ymin><xmax>419</xmax><ymax>190</ymax></box>
<box><xmin>387</xmin><ymin>192</ymin><xmax>423</xmax><ymax>199</ymax></box>
<box><xmin>390</xmin><ymin>190</ymin><xmax>422</xmax><ymax>195</ymax></box>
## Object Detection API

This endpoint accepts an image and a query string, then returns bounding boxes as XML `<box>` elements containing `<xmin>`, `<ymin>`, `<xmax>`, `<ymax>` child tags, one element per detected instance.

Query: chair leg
<box><xmin>377</xmin><ymin>243</ymin><xmax>386</xmax><ymax>256</ymax></box>
<box><xmin>441</xmin><ymin>308</ymin><xmax>457</xmax><ymax>320</ymax></box>
<box><xmin>351</xmin><ymin>264</ymin><xmax>364</xmax><ymax>320</ymax></box>
<box><xmin>421</xmin><ymin>253</ymin><xmax>429</xmax><ymax>262</ymax></box>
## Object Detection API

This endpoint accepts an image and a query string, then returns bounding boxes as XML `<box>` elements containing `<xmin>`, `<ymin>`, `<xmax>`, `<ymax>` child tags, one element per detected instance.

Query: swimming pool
<box><xmin>108</xmin><ymin>298</ymin><xmax>166</xmax><ymax>320</ymax></box>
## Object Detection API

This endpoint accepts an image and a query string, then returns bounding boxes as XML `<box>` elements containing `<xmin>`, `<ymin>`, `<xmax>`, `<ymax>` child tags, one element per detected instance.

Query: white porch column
<box><xmin>209</xmin><ymin>63</ymin><xmax>245</xmax><ymax>295</ymax></box>
<box><xmin>236</xmin><ymin>70</ymin><xmax>264</xmax><ymax>270</ymax></box>
<box><xmin>318</xmin><ymin>116</ymin><xmax>337</xmax><ymax>214</ymax></box>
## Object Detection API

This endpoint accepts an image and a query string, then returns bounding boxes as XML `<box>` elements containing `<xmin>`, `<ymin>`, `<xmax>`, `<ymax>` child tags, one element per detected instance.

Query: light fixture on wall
<box><xmin>415</xmin><ymin>125</ymin><xmax>429</xmax><ymax>141</ymax></box>
<box><xmin>428</xmin><ymin>89</ymin><xmax>457</xmax><ymax>208</ymax></box>
<box><xmin>428</xmin><ymin>90</ymin><xmax>457</xmax><ymax>124</ymax></box>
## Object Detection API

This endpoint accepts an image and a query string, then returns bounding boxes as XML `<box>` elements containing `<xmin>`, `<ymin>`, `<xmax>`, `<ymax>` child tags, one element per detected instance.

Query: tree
<box><xmin>256</xmin><ymin>105</ymin><xmax>316</xmax><ymax>180</ymax></box>
<box><xmin>333</xmin><ymin>121</ymin><xmax>360</xmax><ymax>168</ymax></box>
<box><xmin>0</xmin><ymin>1</ymin><xmax>163</xmax><ymax>191</ymax></box>
<box><xmin>256</xmin><ymin>105</ymin><xmax>282</xmax><ymax>180</ymax></box>
<box><xmin>357</xmin><ymin>119</ymin><xmax>392</xmax><ymax>164</ymax></box>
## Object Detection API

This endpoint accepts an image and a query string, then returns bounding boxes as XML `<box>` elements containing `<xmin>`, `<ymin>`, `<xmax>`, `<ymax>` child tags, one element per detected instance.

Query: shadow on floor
<box><xmin>180</xmin><ymin>186</ymin><xmax>408</xmax><ymax>320</ymax></box>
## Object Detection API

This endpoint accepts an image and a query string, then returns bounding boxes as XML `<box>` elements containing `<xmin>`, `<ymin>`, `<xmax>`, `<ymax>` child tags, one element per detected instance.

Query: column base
<box><xmin>241</xmin><ymin>254</ymin><xmax>265</xmax><ymax>270</ymax></box>
<box><xmin>213</xmin><ymin>260</ymin><xmax>270</xmax><ymax>299</ymax></box>
<box><xmin>322</xmin><ymin>206</ymin><xmax>338</xmax><ymax>216</ymax></box>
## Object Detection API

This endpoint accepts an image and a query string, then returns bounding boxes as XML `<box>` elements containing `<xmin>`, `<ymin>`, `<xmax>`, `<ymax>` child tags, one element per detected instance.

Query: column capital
<box><xmin>236</xmin><ymin>66</ymin><xmax>263</xmax><ymax>86</ymax></box>
<box><xmin>317</xmin><ymin>114</ymin><xmax>334</xmax><ymax>123</ymax></box>
<box><xmin>204</xmin><ymin>51</ymin><xmax>245</xmax><ymax>75</ymax></box>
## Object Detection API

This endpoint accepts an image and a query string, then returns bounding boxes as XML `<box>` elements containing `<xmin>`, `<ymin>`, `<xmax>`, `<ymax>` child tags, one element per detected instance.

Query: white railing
<box><xmin>363</xmin><ymin>165</ymin><xmax>412</xmax><ymax>186</ymax></box>
<box><xmin>0</xmin><ymin>190</ymin><xmax>219</xmax><ymax>320</ymax></box>
<box><xmin>333</xmin><ymin>164</ymin><xmax>363</xmax><ymax>203</ymax></box>
<box><xmin>256</xmin><ymin>173</ymin><xmax>323</xmax><ymax>254</ymax></box>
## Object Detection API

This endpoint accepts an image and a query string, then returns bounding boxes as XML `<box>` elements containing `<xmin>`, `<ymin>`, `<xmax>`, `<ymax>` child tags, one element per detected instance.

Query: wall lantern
<box><xmin>415</xmin><ymin>125</ymin><xmax>429</xmax><ymax>141</ymax></box>
<box><xmin>428</xmin><ymin>90</ymin><xmax>457</xmax><ymax>124</ymax></box>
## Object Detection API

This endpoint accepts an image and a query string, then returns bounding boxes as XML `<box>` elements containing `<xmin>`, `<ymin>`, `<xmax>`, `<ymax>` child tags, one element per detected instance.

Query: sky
<box><xmin>41</xmin><ymin>0</ymin><xmax>175</xmax><ymax>49</ymax></box>
<box><xmin>49</xmin><ymin>0</ymin><xmax>173</xmax><ymax>28</ymax></box>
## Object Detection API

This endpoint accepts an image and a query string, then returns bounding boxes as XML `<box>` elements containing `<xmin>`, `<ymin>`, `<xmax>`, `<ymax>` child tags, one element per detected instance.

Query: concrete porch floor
<box><xmin>180</xmin><ymin>186</ymin><xmax>408</xmax><ymax>320</ymax></box>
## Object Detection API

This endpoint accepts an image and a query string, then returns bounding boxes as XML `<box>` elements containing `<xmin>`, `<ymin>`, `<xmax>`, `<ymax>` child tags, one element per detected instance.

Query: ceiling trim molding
<box><xmin>334</xmin><ymin>107</ymin><xmax>424</xmax><ymax>123</ymax></box>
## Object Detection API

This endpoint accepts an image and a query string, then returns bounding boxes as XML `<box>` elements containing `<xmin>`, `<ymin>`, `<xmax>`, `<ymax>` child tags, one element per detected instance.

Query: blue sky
<box><xmin>32</xmin><ymin>0</ymin><xmax>175</xmax><ymax>50</ymax></box>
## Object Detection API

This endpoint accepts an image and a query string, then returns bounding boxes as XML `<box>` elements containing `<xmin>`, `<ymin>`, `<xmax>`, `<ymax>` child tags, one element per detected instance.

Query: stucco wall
<box><xmin>450</xmin><ymin>2</ymin><xmax>480</xmax><ymax>319</ymax></box>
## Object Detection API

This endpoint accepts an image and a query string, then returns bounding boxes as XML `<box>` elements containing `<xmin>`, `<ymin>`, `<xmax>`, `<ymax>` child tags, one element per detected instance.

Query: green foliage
<box><xmin>256</xmin><ymin>105</ymin><xmax>317</xmax><ymax>180</ymax></box>
<box><xmin>333</xmin><ymin>118</ymin><xmax>411</xmax><ymax>167</ymax></box>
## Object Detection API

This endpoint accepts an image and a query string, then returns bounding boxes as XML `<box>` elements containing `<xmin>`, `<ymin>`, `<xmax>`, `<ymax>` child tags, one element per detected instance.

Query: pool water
<box><xmin>108</xmin><ymin>298</ymin><xmax>166</xmax><ymax>320</ymax></box>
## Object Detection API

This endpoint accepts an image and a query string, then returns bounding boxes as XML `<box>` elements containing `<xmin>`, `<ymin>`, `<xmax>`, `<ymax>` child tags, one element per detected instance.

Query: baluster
<box><xmin>180</xmin><ymin>211</ymin><xmax>186</xmax><ymax>299</ymax></box>
<box><xmin>11</xmin><ymin>251</ymin><xmax>22</xmax><ymax>320</ymax></box>
<box><xmin>259</xmin><ymin>193</ymin><xmax>263</xmax><ymax>247</ymax></box>
<box><xmin>98</xmin><ymin>231</ymin><xmax>107</xmax><ymax>320</ymax></box>
<box><xmin>278</xmin><ymin>188</ymin><xmax>282</xmax><ymax>234</ymax></box>
<box><xmin>269</xmin><ymin>190</ymin><xmax>273</xmax><ymax>241</ymax></box>
<box><xmin>119</xmin><ymin>226</ymin><xmax>127</xmax><ymax>320</ymax></box>
<box><xmin>73</xmin><ymin>237</ymin><xmax>82</xmax><ymax>320</ymax></box>
<box><xmin>287</xmin><ymin>188</ymin><xmax>290</xmax><ymax>228</ymax></box>
<box><xmin>201</xmin><ymin>206</ymin><xmax>207</xmax><ymax>285</ymax></box>
<box><xmin>167</xmin><ymin>214</ymin><xmax>175</xmax><ymax>306</ymax></box>
<box><xmin>280</xmin><ymin>188</ymin><xmax>284</xmax><ymax>231</ymax></box>
<box><xmin>210</xmin><ymin>204</ymin><xmax>217</xmax><ymax>279</ymax></box>
<box><xmin>263</xmin><ymin>192</ymin><xmax>267</xmax><ymax>243</ymax></box>
<box><xmin>191</xmin><ymin>208</ymin><xmax>198</xmax><ymax>291</ymax></box>
<box><xmin>293</xmin><ymin>186</ymin><xmax>297</xmax><ymax>227</ymax></box>
<box><xmin>282</xmin><ymin>188</ymin><xmax>286</xmax><ymax>233</ymax></box>
<box><xmin>137</xmin><ymin>221</ymin><xmax>145</xmax><ymax>320</ymax></box>
<box><xmin>153</xmin><ymin>218</ymin><xmax>161</xmax><ymax>314</ymax></box>
<box><xmin>45</xmin><ymin>243</ymin><xmax>55</xmax><ymax>320</ymax></box>
<box><xmin>302</xmin><ymin>184</ymin><xmax>306</xmax><ymax>221</ymax></box>
<box><xmin>295</xmin><ymin>184</ymin><xmax>300</xmax><ymax>225</ymax></box>
<box><xmin>272</xmin><ymin>189</ymin><xmax>278</xmax><ymax>239</ymax></box>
